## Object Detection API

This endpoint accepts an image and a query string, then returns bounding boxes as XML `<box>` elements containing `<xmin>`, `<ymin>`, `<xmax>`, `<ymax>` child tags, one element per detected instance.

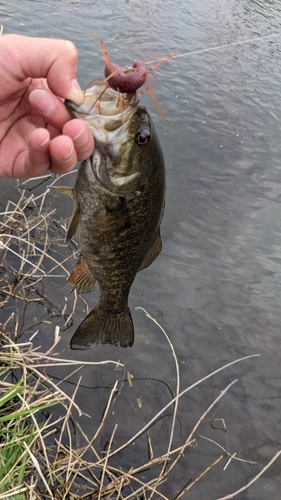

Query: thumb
<box><xmin>1</xmin><ymin>34</ymin><xmax>84</xmax><ymax>104</ymax></box>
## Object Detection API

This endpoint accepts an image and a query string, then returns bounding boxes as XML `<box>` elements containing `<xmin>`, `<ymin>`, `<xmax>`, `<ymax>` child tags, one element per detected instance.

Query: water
<box><xmin>1</xmin><ymin>0</ymin><xmax>281</xmax><ymax>498</ymax></box>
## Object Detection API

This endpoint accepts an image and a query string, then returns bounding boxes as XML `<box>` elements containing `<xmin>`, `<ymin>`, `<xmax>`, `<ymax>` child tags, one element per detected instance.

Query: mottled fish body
<box><xmin>63</xmin><ymin>86</ymin><xmax>165</xmax><ymax>348</ymax></box>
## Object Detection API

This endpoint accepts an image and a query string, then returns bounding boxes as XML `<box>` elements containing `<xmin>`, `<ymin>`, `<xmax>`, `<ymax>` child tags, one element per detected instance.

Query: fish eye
<box><xmin>135</xmin><ymin>129</ymin><xmax>151</xmax><ymax>147</ymax></box>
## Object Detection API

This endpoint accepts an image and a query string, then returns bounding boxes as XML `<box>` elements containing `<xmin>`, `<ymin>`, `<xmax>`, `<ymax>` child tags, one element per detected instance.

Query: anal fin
<box><xmin>68</xmin><ymin>255</ymin><xmax>96</xmax><ymax>293</ymax></box>
<box><xmin>138</xmin><ymin>228</ymin><xmax>162</xmax><ymax>271</ymax></box>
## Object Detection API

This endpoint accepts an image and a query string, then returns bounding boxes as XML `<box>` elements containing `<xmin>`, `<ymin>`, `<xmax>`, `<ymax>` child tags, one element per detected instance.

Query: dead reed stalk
<box><xmin>0</xmin><ymin>178</ymin><xmax>280</xmax><ymax>499</ymax></box>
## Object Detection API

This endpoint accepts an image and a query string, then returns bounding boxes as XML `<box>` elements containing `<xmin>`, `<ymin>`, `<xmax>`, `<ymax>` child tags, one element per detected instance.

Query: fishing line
<box><xmin>172</xmin><ymin>33</ymin><xmax>280</xmax><ymax>59</ymax></box>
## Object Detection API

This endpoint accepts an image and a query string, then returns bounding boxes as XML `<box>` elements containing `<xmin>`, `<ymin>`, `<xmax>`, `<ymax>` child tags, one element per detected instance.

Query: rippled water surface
<box><xmin>1</xmin><ymin>1</ymin><xmax>281</xmax><ymax>498</ymax></box>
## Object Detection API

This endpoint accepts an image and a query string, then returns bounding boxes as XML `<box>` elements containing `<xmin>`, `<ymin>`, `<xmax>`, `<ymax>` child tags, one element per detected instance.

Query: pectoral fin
<box><xmin>66</xmin><ymin>205</ymin><xmax>79</xmax><ymax>241</ymax></box>
<box><xmin>68</xmin><ymin>255</ymin><xmax>96</xmax><ymax>293</ymax></box>
<box><xmin>51</xmin><ymin>186</ymin><xmax>74</xmax><ymax>198</ymax></box>
<box><xmin>138</xmin><ymin>229</ymin><xmax>162</xmax><ymax>271</ymax></box>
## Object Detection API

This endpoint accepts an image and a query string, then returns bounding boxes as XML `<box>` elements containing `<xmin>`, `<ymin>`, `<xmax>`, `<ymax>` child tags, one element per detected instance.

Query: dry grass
<box><xmin>0</xmin><ymin>178</ymin><xmax>280</xmax><ymax>499</ymax></box>
<box><xmin>0</xmin><ymin>173</ymin><xmax>82</xmax><ymax>336</ymax></box>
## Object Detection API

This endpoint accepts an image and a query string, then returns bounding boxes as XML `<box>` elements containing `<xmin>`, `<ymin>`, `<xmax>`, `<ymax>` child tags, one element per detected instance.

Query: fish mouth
<box><xmin>66</xmin><ymin>85</ymin><xmax>137</xmax><ymax>120</ymax></box>
<box><xmin>65</xmin><ymin>85</ymin><xmax>138</xmax><ymax>148</ymax></box>
<box><xmin>84</xmin><ymin>85</ymin><xmax>136</xmax><ymax>116</ymax></box>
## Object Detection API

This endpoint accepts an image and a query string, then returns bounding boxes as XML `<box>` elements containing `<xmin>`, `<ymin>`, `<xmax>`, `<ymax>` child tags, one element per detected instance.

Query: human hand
<box><xmin>0</xmin><ymin>34</ymin><xmax>94</xmax><ymax>178</ymax></box>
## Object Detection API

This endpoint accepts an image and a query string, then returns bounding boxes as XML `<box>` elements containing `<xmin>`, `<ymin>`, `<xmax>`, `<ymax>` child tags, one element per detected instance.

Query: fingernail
<box><xmin>40</xmin><ymin>136</ymin><xmax>49</xmax><ymax>148</ymax></box>
<box><xmin>63</xmin><ymin>144</ymin><xmax>75</xmax><ymax>161</ymax></box>
<box><xmin>67</xmin><ymin>79</ymin><xmax>85</xmax><ymax>105</ymax></box>
<box><xmin>29</xmin><ymin>89</ymin><xmax>56</xmax><ymax>115</ymax></box>
<box><xmin>73</xmin><ymin>126</ymin><xmax>88</xmax><ymax>146</ymax></box>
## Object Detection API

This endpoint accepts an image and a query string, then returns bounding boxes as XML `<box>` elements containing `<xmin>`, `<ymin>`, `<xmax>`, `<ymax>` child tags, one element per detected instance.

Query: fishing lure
<box><xmin>88</xmin><ymin>35</ymin><xmax>177</xmax><ymax>122</ymax></box>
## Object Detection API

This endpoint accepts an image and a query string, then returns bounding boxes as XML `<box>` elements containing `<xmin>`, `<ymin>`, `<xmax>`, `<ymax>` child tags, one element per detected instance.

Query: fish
<box><xmin>60</xmin><ymin>84</ymin><xmax>166</xmax><ymax>349</ymax></box>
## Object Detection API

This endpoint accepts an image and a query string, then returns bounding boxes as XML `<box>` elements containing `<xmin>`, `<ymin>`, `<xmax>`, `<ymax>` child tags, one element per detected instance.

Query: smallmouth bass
<box><xmin>61</xmin><ymin>85</ymin><xmax>165</xmax><ymax>349</ymax></box>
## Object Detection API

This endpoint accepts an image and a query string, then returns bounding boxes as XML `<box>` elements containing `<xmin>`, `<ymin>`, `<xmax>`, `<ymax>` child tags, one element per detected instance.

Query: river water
<box><xmin>1</xmin><ymin>1</ymin><xmax>281</xmax><ymax>498</ymax></box>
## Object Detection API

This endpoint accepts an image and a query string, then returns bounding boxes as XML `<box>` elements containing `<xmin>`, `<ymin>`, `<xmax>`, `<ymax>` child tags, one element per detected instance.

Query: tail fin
<box><xmin>70</xmin><ymin>305</ymin><xmax>134</xmax><ymax>349</ymax></box>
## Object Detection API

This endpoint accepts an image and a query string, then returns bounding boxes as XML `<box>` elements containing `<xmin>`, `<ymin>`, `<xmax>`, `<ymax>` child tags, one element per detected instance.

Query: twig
<box><xmin>200</xmin><ymin>435</ymin><xmax>257</xmax><ymax>465</ymax></box>
<box><xmin>216</xmin><ymin>450</ymin><xmax>281</xmax><ymax>499</ymax></box>
<box><xmin>223</xmin><ymin>452</ymin><xmax>237</xmax><ymax>470</ymax></box>
<box><xmin>97</xmin><ymin>354</ymin><xmax>260</xmax><ymax>462</ymax></box>
<box><xmin>0</xmin><ymin>487</ymin><xmax>29</xmax><ymax>499</ymax></box>
<box><xmin>186</xmin><ymin>380</ymin><xmax>238</xmax><ymax>444</ymax></box>
<box><xmin>175</xmin><ymin>455</ymin><xmax>224</xmax><ymax>499</ymax></box>
<box><xmin>98</xmin><ymin>424</ymin><xmax>118</xmax><ymax>500</ymax></box>
<box><xmin>23</xmin><ymin>442</ymin><xmax>53</xmax><ymax>497</ymax></box>
<box><xmin>54</xmin><ymin>376</ymin><xmax>82</xmax><ymax>466</ymax></box>
<box><xmin>137</xmin><ymin>307</ymin><xmax>180</xmax><ymax>486</ymax></box>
